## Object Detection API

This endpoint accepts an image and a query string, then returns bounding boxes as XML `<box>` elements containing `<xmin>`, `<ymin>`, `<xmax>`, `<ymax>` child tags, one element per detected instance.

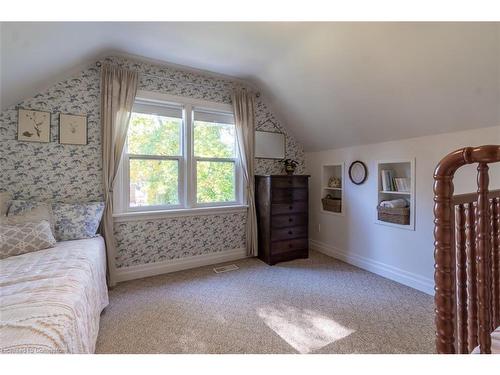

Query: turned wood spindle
<box><xmin>465</xmin><ymin>202</ymin><xmax>478</xmax><ymax>353</ymax></box>
<box><xmin>491</xmin><ymin>197</ymin><xmax>500</xmax><ymax>329</ymax></box>
<box><xmin>455</xmin><ymin>204</ymin><xmax>468</xmax><ymax>353</ymax></box>
<box><xmin>476</xmin><ymin>163</ymin><xmax>492</xmax><ymax>354</ymax></box>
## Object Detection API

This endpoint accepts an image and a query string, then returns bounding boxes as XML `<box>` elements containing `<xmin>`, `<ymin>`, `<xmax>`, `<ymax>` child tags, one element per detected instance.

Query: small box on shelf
<box><xmin>377</xmin><ymin>206</ymin><xmax>410</xmax><ymax>225</ymax></box>
<box><xmin>322</xmin><ymin>195</ymin><xmax>342</xmax><ymax>213</ymax></box>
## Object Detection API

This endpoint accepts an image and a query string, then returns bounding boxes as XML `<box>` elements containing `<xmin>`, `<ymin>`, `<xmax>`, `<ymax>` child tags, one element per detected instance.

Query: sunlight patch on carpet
<box><xmin>257</xmin><ymin>304</ymin><xmax>354</xmax><ymax>353</ymax></box>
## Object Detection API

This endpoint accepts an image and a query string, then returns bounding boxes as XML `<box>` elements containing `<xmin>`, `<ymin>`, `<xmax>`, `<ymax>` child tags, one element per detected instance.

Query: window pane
<box><xmin>194</xmin><ymin>120</ymin><xmax>235</xmax><ymax>158</ymax></box>
<box><xmin>196</xmin><ymin>161</ymin><xmax>235</xmax><ymax>203</ymax></box>
<box><xmin>128</xmin><ymin>112</ymin><xmax>182</xmax><ymax>156</ymax></box>
<box><xmin>129</xmin><ymin>159</ymin><xmax>179</xmax><ymax>207</ymax></box>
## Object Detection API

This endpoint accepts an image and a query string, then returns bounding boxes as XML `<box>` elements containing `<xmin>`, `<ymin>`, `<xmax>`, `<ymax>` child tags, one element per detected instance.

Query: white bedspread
<box><xmin>0</xmin><ymin>237</ymin><xmax>109</xmax><ymax>353</ymax></box>
<box><xmin>471</xmin><ymin>326</ymin><xmax>500</xmax><ymax>354</ymax></box>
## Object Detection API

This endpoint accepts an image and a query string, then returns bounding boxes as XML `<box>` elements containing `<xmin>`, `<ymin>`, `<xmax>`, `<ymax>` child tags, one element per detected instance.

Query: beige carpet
<box><xmin>96</xmin><ymin>250</ymin><xmax>435</xmax><ymax>354</ymax></box>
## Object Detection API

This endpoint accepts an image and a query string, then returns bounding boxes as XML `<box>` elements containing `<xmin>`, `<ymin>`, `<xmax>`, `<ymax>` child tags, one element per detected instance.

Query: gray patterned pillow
<box><xmin>0</xmin><ymin>220</ymin><xmax>56</xmax><ymax>259</ymax></box>
<box><xmin>7</xmin><ymin>199</ymin><xmax>43</xmax><ymax>215</ymax></box>
<box><xmin>52</xmin><ymin>202</ymin><xmax>104</xmax><ymax>241</ymax></box>
<box><xmin>4</xmin><ymin>203</ymin><xmax>56</xmax><ymax>236</ymax></box>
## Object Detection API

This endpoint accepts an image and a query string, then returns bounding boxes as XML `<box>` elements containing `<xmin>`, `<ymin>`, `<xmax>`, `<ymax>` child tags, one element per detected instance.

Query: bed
<box><xmin>0</xmin><ymin>236</ymin><xmax>109</xmax><ymax>353</ymax></box>
<box><xmin>472</xmin><ymin>327</ymin><xmax>500</xmax><ymax>354</ymax></box>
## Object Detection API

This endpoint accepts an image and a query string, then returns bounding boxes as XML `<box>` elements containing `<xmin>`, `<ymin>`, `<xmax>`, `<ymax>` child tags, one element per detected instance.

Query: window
<box><xmin>115</xmin><ymin>92</ymin><xmax>243</xmax><ymax>214</ymax></box>
<box><xmin>194</xmin><ymin>109</ymin><xmax>237</xmax><ymax>205</ymax></box>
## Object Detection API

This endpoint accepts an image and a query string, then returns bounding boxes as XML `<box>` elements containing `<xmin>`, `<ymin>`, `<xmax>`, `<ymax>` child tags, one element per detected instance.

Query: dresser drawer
<box><xmin>272</xmin><ymin>177</ymin><xmax>308</xmax><ymax>189</ymax></box>
<box><xmin>271</xmin><ymin>225</ymin><xmax>307</xmax><ymax>241</ymax></box>
<box><xmin>272</xmin><ymin>188</ymin><xmax>307</xmax><ymax>203</ymax></box>
<box><xmin>272</xmin><ymin>201</ymin><xmax>308</xmax><ymax>215</ymax></box>
<box><xmin>271</xmin><ymin>238</ymin><xmax>309</xmax><ymax>254</ymax></box>
<box><xmin>271</xmin><ymin>214</ymin><xmax>308</xmax><ymax>228</ymax></box>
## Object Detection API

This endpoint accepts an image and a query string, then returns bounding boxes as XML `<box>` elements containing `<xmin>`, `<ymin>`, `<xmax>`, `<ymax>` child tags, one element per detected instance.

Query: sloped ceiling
<box><xmin>1</xmin><ymin>22</ymin><xmax>499</xmax><ymax>151</ymax></box>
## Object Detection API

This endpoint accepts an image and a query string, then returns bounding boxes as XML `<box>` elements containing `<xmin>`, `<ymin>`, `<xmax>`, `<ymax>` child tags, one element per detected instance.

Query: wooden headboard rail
<box><xmin>434</xmin><ymin>145</ymin><xmax>500</xmax><ymax>354</ymax></box>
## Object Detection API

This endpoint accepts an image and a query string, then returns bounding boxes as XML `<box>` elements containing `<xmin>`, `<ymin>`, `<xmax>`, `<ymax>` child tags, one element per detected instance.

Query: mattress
<box><xmin>472</xmin><ymin>326</ymin><xmax>500</xmax><ymax>354</ymax></box>
<box><xmin>0</xmin><ymin>236</ymin><xmax>109</xmax><ymax>353</ymax></box>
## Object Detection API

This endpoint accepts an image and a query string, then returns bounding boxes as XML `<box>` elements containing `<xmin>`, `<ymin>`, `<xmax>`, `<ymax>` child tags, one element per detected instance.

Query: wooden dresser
<box><xmin>255</xmin><ymin>175</ymin><xmax>310</xmax><ymax>265</ymax></box>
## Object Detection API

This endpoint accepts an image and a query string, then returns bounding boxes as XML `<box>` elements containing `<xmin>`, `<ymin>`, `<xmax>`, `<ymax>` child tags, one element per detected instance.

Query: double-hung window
<box><xmin>193</xmin><ymin>108</ymin><xmax>240</xmax><ymax>206</ymax></box>
<box><xmin>115</xmin><ymin>91</ymin><xmax>243</xmax><ymax>215</ymax></box>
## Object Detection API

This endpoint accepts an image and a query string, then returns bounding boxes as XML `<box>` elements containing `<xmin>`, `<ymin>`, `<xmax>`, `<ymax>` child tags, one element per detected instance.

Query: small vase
<box><xmin>285</xmin><ymin>168</ymin><xmax>295</xmax><ymax>176</ymax></box>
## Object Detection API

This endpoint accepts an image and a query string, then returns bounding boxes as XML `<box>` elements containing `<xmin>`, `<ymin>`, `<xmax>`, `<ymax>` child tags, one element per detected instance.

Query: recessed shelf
<box><xmin>321</xmin><ymin>163</ymin><xmax>344</xmax><ymax>215</ymax></box>
<box><xmin>375</xmin><ymin>219</ymin><xmax>416</xmax><ymax>231</ymax></box>
<box><xmin>379</xmin><ymin>190</ymin><xmax>410</xmax><ymax>195</ymax></box>
<box><xmin>376</xmin><ymin>159</ymin><xmax>415</xmax><ymax>231</ymax></box>
<box><xmin>321</xmin><ymin>209</ymin><xmax>343</xmax><ymax>217</ymax></box>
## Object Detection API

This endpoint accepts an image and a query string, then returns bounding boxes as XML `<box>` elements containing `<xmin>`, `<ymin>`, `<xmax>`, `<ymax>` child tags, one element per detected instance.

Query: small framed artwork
<box><xmin>59</xmin><ymin>113</ymin><xmax>88</xmax><ymax>145</ymax></box>
<box><xmin>17</xmin><ymin>108</ymin><xmax>51</xmax><ymax>143</ymax></box>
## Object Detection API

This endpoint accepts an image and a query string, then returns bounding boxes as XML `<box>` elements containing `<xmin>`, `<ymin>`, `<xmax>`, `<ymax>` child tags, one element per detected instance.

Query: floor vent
<box><xmin>213</xmin><ymin>264</ymin><xmax>239</xmax><ymax>274</ymax></box>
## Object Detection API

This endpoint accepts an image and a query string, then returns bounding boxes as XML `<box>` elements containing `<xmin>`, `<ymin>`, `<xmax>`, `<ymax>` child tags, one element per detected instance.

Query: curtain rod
<box><xmin>95</xmin><ymin>62</ymin><xmax>260</xmax><ymax>98</ymax></box>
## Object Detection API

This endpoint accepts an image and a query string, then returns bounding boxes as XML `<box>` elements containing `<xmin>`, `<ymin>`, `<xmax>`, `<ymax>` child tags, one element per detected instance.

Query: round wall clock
<box><xmin>348</xmin><ymin>161</ymin><xmax>368</xmax><ymax>185</ymax></box>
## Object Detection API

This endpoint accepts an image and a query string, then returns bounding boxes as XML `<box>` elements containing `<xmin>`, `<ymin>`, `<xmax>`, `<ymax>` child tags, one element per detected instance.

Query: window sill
<box><xmin>113</xmin><ymin>205</ymin><xmax>249</xmax><ymax>222</ymax></box>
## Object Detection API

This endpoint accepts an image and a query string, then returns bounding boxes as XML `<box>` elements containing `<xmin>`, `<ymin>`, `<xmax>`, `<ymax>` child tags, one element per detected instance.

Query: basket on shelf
<box><xmin>322</xmin><ymin>196</ymin><xmax>342</xmax><ymax>213</ymax></box>
<box><xmin>377</xmin><ymin>205</ymin><xmax>410</xmax><ymax>225</ymax></box>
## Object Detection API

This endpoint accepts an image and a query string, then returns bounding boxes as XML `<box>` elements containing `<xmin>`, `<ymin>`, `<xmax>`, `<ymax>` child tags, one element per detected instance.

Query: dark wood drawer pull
<box><xmin>288</xmin><ymin>243</ymin><xmax>293</xmax><ymax>248</ymax></box>
<box><xmin>289</xmin><ymin>206</ymin><xmax>293</xmax><ymax>210</ymax></box>
<box><xmin>288</xmin><ymin>230</ymin><xmax>293</xmax><ymax>235</ymax></box>
<box><xmin>288</xmin><ymin>218</ymin><xmax>293</xmax><ymax>222</ymax></box>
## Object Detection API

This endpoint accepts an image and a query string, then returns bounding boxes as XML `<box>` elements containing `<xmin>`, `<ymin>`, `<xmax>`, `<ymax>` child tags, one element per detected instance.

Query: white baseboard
<box><xmin>115</xmin><ymin>248</ymin><xmax>248</xmax><ymax>283</ymax></box>
<box><xmin>310</xmin><ymin>239</ymin><xmax>435</xmax><ymax>295</ymax></box>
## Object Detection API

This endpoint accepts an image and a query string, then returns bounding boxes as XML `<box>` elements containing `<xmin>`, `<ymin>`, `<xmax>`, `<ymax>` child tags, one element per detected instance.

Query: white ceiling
<box><xmin>1</xmin><ymin>22</ymin><xmax>499</xmax><ymax>151</ymax></box>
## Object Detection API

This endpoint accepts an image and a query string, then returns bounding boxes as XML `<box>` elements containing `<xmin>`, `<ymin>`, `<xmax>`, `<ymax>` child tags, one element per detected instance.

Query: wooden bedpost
<box><xmin>434</xmin><ymin>149</ymin><xmax>464</xmax><ymax>354</ymax></box>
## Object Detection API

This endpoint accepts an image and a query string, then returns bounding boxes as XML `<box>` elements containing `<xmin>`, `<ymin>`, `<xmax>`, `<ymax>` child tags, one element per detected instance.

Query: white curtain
<box><xmin>101</xmin><ymin>63</ymin><xmax>138</xmax><ymax>287</ymax></box>
<box><xmin>232</xmin><ymin>88</ymin><xmax>258</xmax><ymax>256</ymax></box>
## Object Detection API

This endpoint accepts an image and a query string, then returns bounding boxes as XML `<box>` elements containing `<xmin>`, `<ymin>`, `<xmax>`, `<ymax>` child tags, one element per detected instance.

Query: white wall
<box><xmin>306</xmin><ymin>126</ymin><xmax>500</xmax><ymax>295</ymax></box>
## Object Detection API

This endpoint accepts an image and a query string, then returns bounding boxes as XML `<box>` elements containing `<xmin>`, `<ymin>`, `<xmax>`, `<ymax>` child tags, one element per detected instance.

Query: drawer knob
<box><xmin>288</xmin><ymin>230</ymin><xmax>293</xmax><ymax>235</ymax></box>
<box><xmin>288</xmin><ymin>217</ymin><xmax>293</xmax><ymax>222</ymax></box>
<box><xmin>289</xmin><ymin>206</ymin><xmax>293</xmax><ymax>210</ymax></box>
<box><xmin>288</xmin><ymin>243</ymin><xmax>293</xmax><ymax>248</ymax></box>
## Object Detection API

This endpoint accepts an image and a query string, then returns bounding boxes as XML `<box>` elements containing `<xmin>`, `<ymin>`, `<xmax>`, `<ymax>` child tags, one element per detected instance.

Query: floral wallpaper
<box><xmin>115</xmin><ymin>213</ymin><xmax>246</xmax><ymax>268</ymax></box>
<box><xmin>0</xmin><ymin>55</ymin><xmax>305</xmax><ymax>269</ymax></box>
<box><xmin>0</xmin><ymin>68</ymin><xmax>102</xmax><ymax>202</ymax></box>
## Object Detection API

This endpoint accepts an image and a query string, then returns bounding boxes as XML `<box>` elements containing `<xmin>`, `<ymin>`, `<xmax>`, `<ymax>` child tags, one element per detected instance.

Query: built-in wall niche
<box><xmin>321</xmin><ymin>163</ymin><xmax>344</xmax><ymax>216</ymax></box>
<box><xmin>375</xmin><ymin>159</ymin><xmax>415</xmax><ymax>230</ymax></box>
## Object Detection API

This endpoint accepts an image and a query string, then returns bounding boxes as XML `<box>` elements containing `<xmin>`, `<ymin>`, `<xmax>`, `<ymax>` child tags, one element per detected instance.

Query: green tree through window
<box><xmin>121</xmin><ymin>97</ymin><xmax>241</xmax><ymax>211</ymax></box>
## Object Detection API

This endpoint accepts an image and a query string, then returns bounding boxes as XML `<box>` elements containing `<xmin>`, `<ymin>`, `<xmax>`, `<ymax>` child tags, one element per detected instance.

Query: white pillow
<box><xmin>0</xmin><ymin>220</ymin><xmax>56</xmax><ymax>259</ymax></box>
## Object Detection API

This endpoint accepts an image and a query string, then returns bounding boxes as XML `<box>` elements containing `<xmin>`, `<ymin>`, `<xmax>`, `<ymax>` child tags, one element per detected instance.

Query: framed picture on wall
<box><xmin>255</xmin><ymin>130</ymin><xmax>285</xmax><ymax>159</ymax></box>
<box><xmin>17</xmin><ymin>108</ymin><xmax>51</xmax><ymax>143</ymax></box>
<box><xmin>59</xmin><ymin>113</ymin><xmax>88</xmax><ymax>145</ymax></box>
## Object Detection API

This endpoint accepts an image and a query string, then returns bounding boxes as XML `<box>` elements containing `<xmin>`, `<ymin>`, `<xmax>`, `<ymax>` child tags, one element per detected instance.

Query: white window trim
<box><xmin>114</xmin><ymin>91</ymin><xmax>245</xmax><ymax>219</ymax></box>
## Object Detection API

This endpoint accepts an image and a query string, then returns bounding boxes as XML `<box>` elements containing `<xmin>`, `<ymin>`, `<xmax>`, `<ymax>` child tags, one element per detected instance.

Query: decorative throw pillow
<box><xmin>3</xmin><ymin>205</ymin><xmax>55</xmax><ymax>236</ymax></box>
<box><xmin>0</xmin><ymin>220</ymin><xmax>56</xmax><ymax>259</ymax></box>
<box><xmin>6</xmin><ymin>201</ymin><xmax>56</xmax><ymax>236</ymax></box>
<box><xmin>0</xmin><ymin>192</ymin><xmax>12</xmax><ymax>216</ymax></box>
<box><xmin>52</xmin><ymin>202</ymin><xmax>105</xmax><ymax>241</ymax></box>
<box><xmin>7</xmin><ymin>199</ymin><xmax>46</xmax><ymax>216</ymax></box>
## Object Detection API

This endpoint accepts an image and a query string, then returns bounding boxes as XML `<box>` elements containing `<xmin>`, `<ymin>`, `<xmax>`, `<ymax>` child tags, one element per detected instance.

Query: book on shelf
<box><xmin>381</xmin><ymin>170</ymin><xmax>395</xmax><ymax>191</ymax></box>
<box><xmin>394</xmin><ymin>177</ymin><xmax>410</xmax><ymax>192</ymax></box>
